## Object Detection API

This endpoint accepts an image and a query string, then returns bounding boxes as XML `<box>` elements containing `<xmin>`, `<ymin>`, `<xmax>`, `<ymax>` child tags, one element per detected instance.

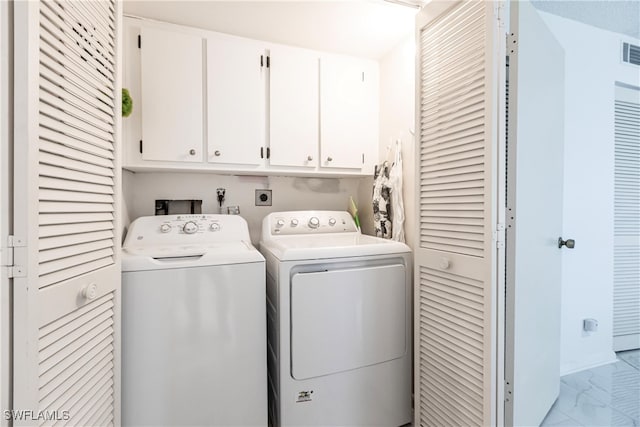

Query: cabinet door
<box><xmin>269</xmin><ymin>45</ymin><xmax>319</xmax><ymax>168</ymax></box>
<box><xmin>140</xmin><ymin>26</ymin><xmax>203</xmax><ymax>162</ymax></box>
<box><xmin>320</xmin><ymin>55</ymin><xmax>379</xmax><ymax>169</ymax></box>
<box><xmin>207</xmin><ymin>33</ymin><xmax>265</xmax><ymax>166</ymax></box>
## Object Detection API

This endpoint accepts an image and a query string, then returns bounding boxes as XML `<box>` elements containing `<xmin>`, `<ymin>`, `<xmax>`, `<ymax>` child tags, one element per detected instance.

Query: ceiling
<box><xmin>531</xmin><ymin>1</ymin><xmax>640</xmax><ymax>39</ymax></box>
<box><xmin>123</xmin><ymin>0</ymin><xmax>417</xmax><ymax>60</ymax></box>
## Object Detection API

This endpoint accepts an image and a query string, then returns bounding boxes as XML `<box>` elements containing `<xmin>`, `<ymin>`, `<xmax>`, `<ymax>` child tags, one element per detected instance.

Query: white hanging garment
<box><xmin>372</xmin><ymin>161</ymin><xmax>392</xmax><ymax>238</ymax></box>
<box><xmin>389</xmin><ymin>140</ymin><xmax>406</xmax><ymax>243</ymax></box>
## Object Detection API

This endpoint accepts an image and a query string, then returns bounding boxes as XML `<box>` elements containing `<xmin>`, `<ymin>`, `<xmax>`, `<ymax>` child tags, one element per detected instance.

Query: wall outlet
<box><xmin>255</xmin><ymin>189</ymin><xmax>272</xmax><ymax>206</ymax></box>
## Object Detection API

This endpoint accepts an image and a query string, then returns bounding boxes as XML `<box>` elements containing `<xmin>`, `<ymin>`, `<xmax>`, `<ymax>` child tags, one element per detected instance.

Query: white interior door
<box><xmin>13</xmin><ymin>1</ymin><xmax>121</xmax><ymax>424</ymax></box>
<box><xmin>505</xmin><ymin>1</ymin><xmax>565</xmax><ymax>426</ymax></box>
<box><xmin>414</xmin><ymin>1</ymin><xmax>503</xmax><ymax>425</ymax></box>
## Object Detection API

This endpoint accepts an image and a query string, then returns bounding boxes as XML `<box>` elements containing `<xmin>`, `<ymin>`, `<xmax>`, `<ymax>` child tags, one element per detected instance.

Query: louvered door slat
<box><xmin>39</xmin><ymin>240</ymin><xmax>113</xmax><ymax>264</ymax></box>
<box><xmin>39</xmin><ymin>65</ymin><xmax>114</xmax><ymax>118</ymax></box>
<box><xmin>40</xmin><ymin>345</ymin><xmax>113</xmax><ymax>410</ymax></box>
<box><xmin>40</xmin><ymin>92</ymin><xmax>114</xmax><ymax>136</ymax></box>
<box><xmin>38</xmin><ymin>26</ymin><xmax>115</xmax><ymax>93</ymax></box>
<box><xmin>39</xmin><ymin>164</ymin><xmax>114</xmax><ymax>187</ymax></box>
<box><xmin>41</xmin><ymin>2</ymin><xmax>115</xmax><ymax>67</ymax></box>
<box><xmin>39</xmin><ymin>73</ymin><xmax>114</xmax><ymax>122</ymax></box>
<box><xmin>39</xmin><ymin>102</ymin><xmax>114</xmax><ymax>143</ymax></box>
<box><xmin>40</xmin><ymin>176</ymin><xmax>114</xmax><ymax>195</ymax></box>
<box><xmin>55</xmin><ymin>1</ymin><xmax>115</xmax><ymax>55</ymax></box>
<box><xmin>38</xmin><ymin>10</ymin><xmax>115</xmax><ymax>85</ymax></box>
<box><xmin>39</xmin><ymin>143</ymin><xmax>113</xmax><ymax>169</ymax></box>
<box><xmin>40</xmin><ymin>152</ymin><xmax>114</xmax><ymax>178</ymax></box>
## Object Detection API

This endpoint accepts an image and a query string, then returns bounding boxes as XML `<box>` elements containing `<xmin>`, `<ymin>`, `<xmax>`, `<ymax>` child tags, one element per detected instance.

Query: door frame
<box><xmin>0</xmin><ymin>1</ymin><xmax>13</xmax><ymax>424</ymax></box>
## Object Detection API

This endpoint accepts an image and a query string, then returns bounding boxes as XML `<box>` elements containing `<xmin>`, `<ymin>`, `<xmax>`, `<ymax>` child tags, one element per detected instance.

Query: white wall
<box><xmin>371</xmin><ymin>34</ymin><xmax>416</xmax><ymax>249</ymax></box>
<box><xmin>122</xmin><ymin>171</ymin><xmax>365</xmax><ymax>245</ymax></box>
<box><xmin>539</xmin><ymin>12</ymin><xmax>640</xmax><ymax>374</ymax></box>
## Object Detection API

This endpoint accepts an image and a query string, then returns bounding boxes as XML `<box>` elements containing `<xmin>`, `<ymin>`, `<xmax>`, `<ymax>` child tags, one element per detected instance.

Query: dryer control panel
<box><xmin>263</xmin><ymin>211</ymin><xmax>358</xmax><ymax>238</ymax></box>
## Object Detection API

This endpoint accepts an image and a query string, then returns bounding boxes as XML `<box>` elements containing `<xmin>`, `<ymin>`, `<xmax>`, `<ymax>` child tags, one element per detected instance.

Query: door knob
<box><xmin>558</xmin><ymin>237</ymin><xmax>575</xmax><ymax>249</ymax></box>
<box><xmin>327</xmin><ymin>156</ymin><xmax>333</xmax><ymax>162</ymax></box>
<box><xmin>189</xmin><ymin>149</ymin><xmax>196</xmax><ymax>156</ymax></box>
<box><xmin>214</xmin><ymin>150</ymin><xmax>221</xmax><ymax>157</ymax></box>
<box><xmin>307</xmin><ymin>155</ymin><xmax>313</xmax><ymax>161</ymax></box>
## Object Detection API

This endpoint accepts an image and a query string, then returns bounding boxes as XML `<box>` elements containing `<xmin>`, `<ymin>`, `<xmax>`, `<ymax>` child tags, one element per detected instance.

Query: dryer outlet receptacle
<box><xmin>255</xmin><ymin>189</ymin><xmax>272</xmax><ymax>206</ymax></box>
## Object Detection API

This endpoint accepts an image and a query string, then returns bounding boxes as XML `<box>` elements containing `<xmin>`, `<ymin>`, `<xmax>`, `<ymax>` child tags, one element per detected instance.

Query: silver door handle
<box><xmin>558</xmin><ymin>238</ymin><xmax>575</xmax><ymax>249</ymax></box>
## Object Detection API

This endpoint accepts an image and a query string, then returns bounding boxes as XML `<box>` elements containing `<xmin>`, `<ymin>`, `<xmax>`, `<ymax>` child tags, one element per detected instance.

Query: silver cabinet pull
<box><xmin>214</xmin><ymin>150</ymin><xmax>221</xmax><ymax>157</ymax></box>
<box><xmin>558</xmin><ymin>237</ymin><xmax>575</xmax><ymax>249</ymax></box>
<box><xmin>189</xmin><ymin>149</ymin><xmax>196</xmax><ymax>156</ymax></box>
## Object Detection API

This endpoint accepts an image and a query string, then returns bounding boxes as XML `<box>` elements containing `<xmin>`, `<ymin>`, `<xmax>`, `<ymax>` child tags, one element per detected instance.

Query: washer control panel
<box><xmin>155</xmin><ymin>215</ymin><xmax>223</xmax><ymax>235</ymax></box>
<box><xmin>265</xmin><ymin>211</ymin><xmax>358</xmax><ymax>236</ymax></box>
<box><xmin>124</xmin><ymin>214</ymin><xmax>251</xmax><ymax>249</ymax></box>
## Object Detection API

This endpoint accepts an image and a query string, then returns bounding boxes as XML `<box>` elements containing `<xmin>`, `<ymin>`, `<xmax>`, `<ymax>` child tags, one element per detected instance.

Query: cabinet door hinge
<box><xmin>266</xmin><ymin>56</ymin><xmax>270</xmax><ymax>68</ymax></box>
<box><xmin>3</xmin><ymin>235</ymin><xmax>26</xmax><ymax>279</ymax></box>
<box><xmin>138</xmin><ymin>35</ymin><xmax>141</xmax><ymax>49</ymax></box>
<box><xmin>140</xmin><ymin>140</ymin><xmax>143</xmax><ymax>154</ymax></box>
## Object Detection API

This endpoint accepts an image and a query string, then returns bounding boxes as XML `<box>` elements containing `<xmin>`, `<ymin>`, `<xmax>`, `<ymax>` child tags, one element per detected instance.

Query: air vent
<box><xmin>622</xmin><ymin>42</ymin><xmax>640</xmax><ymax>66</ymax></box>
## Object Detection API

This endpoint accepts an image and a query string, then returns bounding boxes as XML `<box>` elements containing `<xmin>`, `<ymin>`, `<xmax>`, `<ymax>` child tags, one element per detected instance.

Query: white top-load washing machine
<box><xmin>122</xmin><ymin>214</ymin><xmax>267</xmax><ymax>426</ymax></box>
<box><xmin>260</xmin><ymin>211</ymin><xmax>412</xmax><ymax>427</ymax></box>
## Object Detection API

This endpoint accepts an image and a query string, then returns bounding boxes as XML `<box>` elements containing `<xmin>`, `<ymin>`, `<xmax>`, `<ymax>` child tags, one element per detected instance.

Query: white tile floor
<box><xmin>541</xmin><ymin>350</ymin><xmax>640</xmax><ymax>427</ymax></box>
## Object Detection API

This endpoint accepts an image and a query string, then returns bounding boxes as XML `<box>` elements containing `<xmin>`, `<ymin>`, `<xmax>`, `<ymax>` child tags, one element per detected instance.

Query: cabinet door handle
<box><xmin>214</xmin><ymin>150</ymin><xmax>221</xmax><ymax>157</ymax></box>
<box><xmin>327</xmin><ymin>156</ymin><xmax>333</xmax><ymax>162</ymax></box>
<box><xmin>189</xmin><ymin>149</ymin><xmax>196</xmax><ymax>156</ymax></box>
<box><xmin>307</xmin><ymin>155</ymin><xmax>313</xmax><ymax>161</ymax></box>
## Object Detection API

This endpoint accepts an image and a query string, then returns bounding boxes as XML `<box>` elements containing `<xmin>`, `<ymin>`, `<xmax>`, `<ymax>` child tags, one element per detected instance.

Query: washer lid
<box><xmin>122</xmin><ymin>241</ymin><xmax>264</xmax><ymax>272</ymax></box>
<box><xmin>259</xmin><ymin>234</ymin><xmax>410</xmax><ymax>261</ymax></box>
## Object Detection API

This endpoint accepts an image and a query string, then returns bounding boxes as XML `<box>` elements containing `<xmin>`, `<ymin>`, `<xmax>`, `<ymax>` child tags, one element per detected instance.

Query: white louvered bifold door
<box><xmin>613</xmin><ymin>85</ymin><xmax>640</xmax><ymax>352</ymax></box>
<box><xmin>414</xmin><ymin>1</ymin><xmax>502</xmax><ymax>426</ymax></box>
<box><xmin>13</xmin><ymin>1</ymin><xmax>121</xmax><ymax>425</ymax></box>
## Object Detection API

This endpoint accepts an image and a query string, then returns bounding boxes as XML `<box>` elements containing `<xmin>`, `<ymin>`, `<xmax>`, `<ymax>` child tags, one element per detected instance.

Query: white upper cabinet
<box><xmin>207</xmin><ymin>33</ymin><xmax>265</xmax><ymax>166</ymax></box>
<box><xmin>124</xmin><ymin>17</ymin><xmax>379</xmax><ymax>176</ymax></box>
<box><xmin>268</xmin><ymin>45</ymin><xmax>319</xmax><ymax>168</ymax></box>
<box><xmin>140</xmin><ymin>26</ymin><xmax>204</xmax><ymax>162</ymax></box>
<box><xmin>320</xmin><ymin>55</ymin><xmax>379</xmax><ymax>171</ymax></box>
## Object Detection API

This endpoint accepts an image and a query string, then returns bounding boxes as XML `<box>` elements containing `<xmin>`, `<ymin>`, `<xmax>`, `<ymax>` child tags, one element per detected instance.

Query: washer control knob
<box><xmin>210</xmin><ymin>223</ymin><xmax>220</xmax><ymax>232</ymax></box>
<box><xmin>183</xmin><ymin>221</ymin><xmax>198</xmax><ymax>234</ymax></box>
<box><xmin>276</xmin><ymin>219</ymin><xmax>286</xmax><ymax>228</ymax></box>
<box><xmin>160</xmin><ymin>224</ymin><xmax>171</xmax><ymax>233</ymax></box>
<box><xmin>308</xmin><ymin>217</ymin><xmax>320</xmax><ymax>229</ymax></box>
<box><xmin>290</xmin><ymin>219</ymin><xmax>299</xmax><ymax>227</ymax></box>
<box><xmin>328</xmin><ymin>218</ymin><xmax>337</xmax><ymax>226</ymax></box>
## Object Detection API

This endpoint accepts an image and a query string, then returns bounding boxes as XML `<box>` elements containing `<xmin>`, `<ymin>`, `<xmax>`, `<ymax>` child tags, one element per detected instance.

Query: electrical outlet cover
<box><xmin>255</xmin><ymin>189</ymin><xmax>272</xmax><ymax>206</ymax></box>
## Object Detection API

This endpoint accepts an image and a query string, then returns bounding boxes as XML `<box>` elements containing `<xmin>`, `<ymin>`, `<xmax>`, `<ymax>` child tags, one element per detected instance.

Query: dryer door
<box><xmin>290</xmin><ymin>264</ymin><xmax>406</xmax><ymax>380</ymax></box>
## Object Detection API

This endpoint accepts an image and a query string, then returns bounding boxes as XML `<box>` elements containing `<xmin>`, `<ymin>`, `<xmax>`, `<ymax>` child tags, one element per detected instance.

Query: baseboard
<box><xmin>560</xmin><ymin>351</ymin><xmax>618</xmax><ymax>376</ymax></box>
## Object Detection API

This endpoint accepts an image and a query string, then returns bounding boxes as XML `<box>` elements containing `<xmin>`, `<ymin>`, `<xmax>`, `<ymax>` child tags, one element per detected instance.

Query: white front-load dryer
<box><xmin>122</xmin><ymin>214</ymin><xmax>267</xmax><ymax>426</ymax></box>
<box><xmin>260</xmin><ymin>211</ymin><xmax>412</xmax><ymax>427</ymax></box>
